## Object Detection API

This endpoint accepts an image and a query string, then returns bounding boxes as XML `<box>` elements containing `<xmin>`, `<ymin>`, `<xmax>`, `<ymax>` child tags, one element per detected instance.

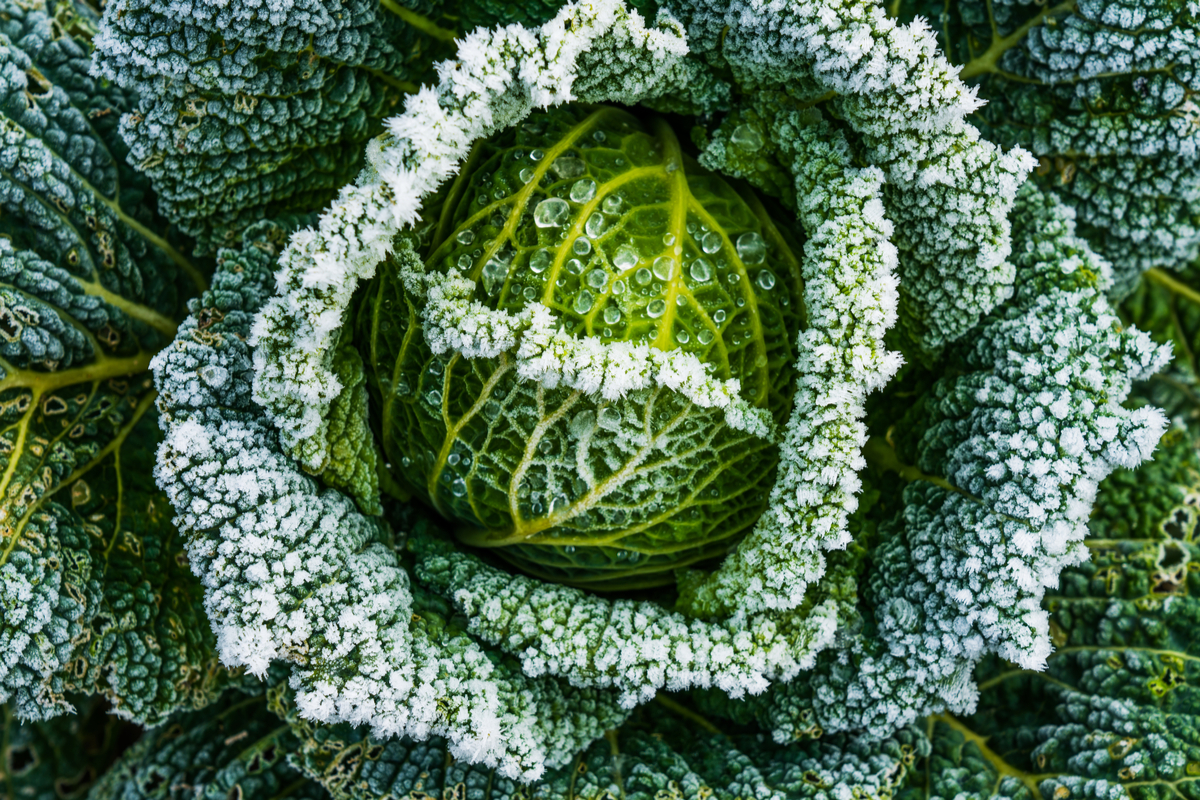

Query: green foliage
<box><xmin>1</xmin><ymin>697</ymin><xmax>138</xmax><ymax>800</ymax></box>
<box><xmin>897</xmin><ymin>0</ymin><xmax>1200</xmax><ymax>295</ymax></box>
<box><xmin>86</xmin><ymin>683</ymin><xmax>329</xmax><ymax>800</ymax></box>
<box><xmin>1123</xmin><ymin>265</ymin><xmax>1200</xmax><ymax>430</ymax></box>
<box><xmin>357</xmin><ymin>104</ymin><xmax>804</xmax><ymax>589</ymax></box>
<box><xmin>0</xmin><ymin>0</ymin><xmax>221</xmax><ymax>725</ymax></box>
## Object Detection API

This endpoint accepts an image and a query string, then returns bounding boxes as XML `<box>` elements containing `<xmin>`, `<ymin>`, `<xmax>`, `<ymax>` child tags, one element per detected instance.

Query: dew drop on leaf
<box><xmin>689</xmin><ymin>258</ymin><xmax>713</xmax><ymax>283</ymax></box>
<box><xmin>519</xmin><ymin>168</ymin><xmax>535</xmax><ymax>183</ymax></box>
<box><xmin>425</xmin><ymin>389</ymin><xmax>442</xmax><ymax>405</ymax></box>
<box><xmin>647</xmin><ymin>299</ymin><xmax>666</xmax><ymax>318</ymax></box>
<box><xmin>614</xmin><ymin>244</ymin><xmax>638</xmax><ymax>270</ymax></box>
<box><xmin>756</xmin><ymin>270</ymin><xmax>776</xmax><ymax>290</ymax></box>
<box><xmin>534</xmin><ymin>197</ymin><xmax>569</xmax><ymax>227</ymax></box>
<box><xmin>652</xmin><ymin>256</ymin><xmax>675</xmax><ymax>281</ymax></box>
<box><xmin>585</xmin><ymin>212</ymin><xmax>608</xmax><ymax>238</ymax></box>
<box><xmin>612</xmin><ymin>280</ymin><xmax>627</xmax><ymax>295</ymax></box>
<box><xmin>713</xmin><ymin>309</ymin><xmax>727</xmax><ymax>323</ymax></box>
<box><xmin>586</xmin><ymin>269</ymin><xmax>608</xmax><ymax>290</ymax></box>
<box><xmin>529</xmin><ymin>249</ymin><xmax>552</xmax><ymax>273</ymax></box>
<box><xmin>574</xmin><ymin>237</ymin><xmax>592</xmax><ymax>256</ymax></box>
<box><xmin>676</xmin><ymin>329</ymin><xmax>690</xmax><ymax>344</ymax></box>
<box><xmin>662</xmin><ymin>233</ymin><xmax>676</xmax><ymax>246</ymax></box>
<box><xmin>456</xmin><ymin>229</ymin><xmax>475</xmax><ymax>245</ymax></box>
<box><xmin>574</xmin><ymin>290</ymin><xmax>595</xmax><ymax>314</ymax></box>
<box><xmin>736</xmin><ymin>231</ymin><xmax>766</xmax><ymax>263</ymax></box>
<box><xmin>700</xmin><ymin>231</ymin><xmax>722</xmax><ymax>254</ymax></box>
<box><xmin>570</xmin><ymin>178</ymin><xmax>597</xmax><ymax>202</ymax></box>
<box><xmin>634</xmin><ymin>267</ymin><xmax>652</xmax><ymax>286</ymax></box>
<box><xmin>602</xmin><ymin>194</ymin><xmax>622</xmax><ymax>214</ymax></box>
<box><xmin>599</xmin><ymin>406</ymin><xmax>622</xmax><ymax>430</ymax></box>
<box><xmin>697</xmin><ymin>329</ymin><xmax>714</xmax><ymax>344</ymax></box>
<box><xmin>731</xmin><ymin>124</ymin><xmax>764</xmax><ymax>152</ymax></box>
<box><xmin>555</xmin><ymin>157</ymin><xmax>586</xmax><ymax>179</ymax></box>
<box><xmin>450</xmin><ymin>478</ymin><xmax>467</xmax><ymax>497</ymax></box>
<box><xmin>567</xmin><ymin>259</ymin><xmax>584</xmax><ymax>275</ymax></box>
<box><xmin>603</xmin><ymin>305</ymin><xmax>621</xmax><ymax>324</ymax></box>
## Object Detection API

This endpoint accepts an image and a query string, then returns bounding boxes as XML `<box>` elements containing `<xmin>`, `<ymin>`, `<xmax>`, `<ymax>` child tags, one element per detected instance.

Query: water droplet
<box><xmin>551</xmin><ymin>494</ymin><xmax>569</xmax><ymax>513</ymax></box>
<box><xmin>756</xmin><ymin>269</ymin><xmax>776</xmax><ymax>290</ymax></box>
<box><xmin>457</xmin><ymin>254</ymin><xmax>472</xmax><ymax>269</ymax></box>
<box><xmin>701</xmin><ymin>231</ymin><xmax>722</xmax><ymax>254</ymax></box>
<box><xmin>614</xmin><ymin>245</ymin><xmax>638</xmax><ymax>270</ymax></box>
<box><xmin>612</xmin><ymin>280</ymin><xmax>627</xmax><ymax>295</ymax></box>
<box><xmin>483</xmin><ymin>399</ymin><xmax>501</xmax><ymax>419</ymax></box>
<box><xmin>728</xmin><ymin>272</ymin><xmax>741</xmax><ymax>284</ymax></box>
<box><xmin>676</xmin><ymin>295</ymin><xmax>686</xmax><ymax>306</ymax></box>
<box><xmin>573</xmin><ymin>237</ymin><xmax>592</xmax><ymax>256</ymax></box>
<box><xmin>401</xmin><ymin>455</ymin><xmax>413</xmax><ymax>467</ymax></box>
<box><xmin>586</xmin><ymin>269</ymin><xmax>607</xmax><ymax>290</ymax></box>
<box><xmin>477</xmin><ymin>195</ymin><xmax>488</xmax><ymax>205</ymax></box>
<box><xmin>646</xmin><ymin>299</ymin><xmax>666</xmax><ymax>318</ymax></box>
<box><xmin>731</xmin><ymin>124</ymin><xmax>764</xmax><ymax>152</ymax></box>
<box><xmin>698</xmin><ymin>329</ymin><xmax>714</xmax><ymax>344</ymax></box>
<box><xmin>574</xmin><ymin>290</ymin><xmax>595</xmax><ymax>314</ymax></box>
<box><xmin>652</xmin><ymin>256</ymin><xmax>675</xmax><ymax>281</ymax></box>
<box><xmin>599</xmin><ymin>406</ymin><xmax>622</xmax><ymax>430</ymax></box>
<box><xmin>662</xmin><ymin>233</ymin><xmax>676</xmax><ymax>246</ymax></box>
<box><xmin>665</xmin><ymin>160</ymin><xmax>678</xmax><ymax>173</ymax></box>
<box><xmin>585</xmin><ymin>213</ymin><xmax>608</xmax><ymax>238</ymax></box>
<box><xmin>615</xmin><ymin>157</ymin><xmax>625</xmax><ymax>166</ymax></box>
<box><xmin>394</xmin><ymin>376</ymin><xmax>411</xmax><ymax>395</ymax></box>
<box><xmin>530</xmin><ymin>149</ymin><xmax>545</xmax><ymax>161</ymax></box>
<box><xmin>425</xmin><ymin>389</ymin><xmax>442</xmax><ymax>405</ymax></box>
<box><xmin>538</xmin><ymin>439</ymin><xmax>554</xmax><ymax>454</ymax></box>
<box><xmin>634</xmin><ymin>267</ymin><xmax>652</xmax><ymax>286</ymax></box>
<box><xmin>482</xmin><ymin>258</ymin><xmax>509</xmax><ymax>295</ymax></box>
<box><xmin>566</xmin><ymin>258</ymin><xmax>584</xmax><ymax>275</ymax></box>
<box><xmin>713</xmin><ymin>309</ymin><xmax>727</xmax><ymax>323</ymax></box>
<box><xmin>603</xmin><ymin>305</ymin><xmax>621</xmax><ymax>324</ymax></box>
<box><xmin>519</xmin><ymin>168</ymin><xmax>535</xmax><ymax>183</ymax></box>
<box><xmin>554</xmin><ymin>157</ymin><xmax>586</xmax><ymax>179</ymax></box>
<box><xmin>602</xmin><ymin>195</ymin><xmax>622</xmax><ymax>214</ymax></box>
<box><xmin>736</xmin><ymin>297</ymin><xmax>746</xmax><ymax>307</ymax></box>
<box><xmin>456</xmin><ymin>229</ymin><xmax>475</xmax><ymax>245</ymax></box>
<box><xmin>530</xmin><ymin>249</ymin><xmax>553</xmax><ymax>273</ymax></box>
<box><xmin>592</xmin><ymin>130</ymin><xmax>606</xmax><ymax>142</ymax></box>
<box><xmin>689</xmin><ymin>258</ymin><xmax>713</xmax><ymax>283</ymax></box>
<box><xmin>450</xmin><ymin>478</ymin><xmax>467</xmax><ymax>497</ymax></box>
<box><xmin>603</xmin><ymin>327</ymin><xmax>612</xmax><ymax>337</ymax></box>
<box><xmin>570</xmin><ymin>178</ymin><xmax>597</xmax><ymax>203</ymax></box>
<box><xmin>686</xmin><ymin>220</ymin><xmax>698</xmax><ymax>234</ymax></box>
<box><xmin>676</xmin><ymin>329</ymin><xmax>690</xmax><ymax>344</ymax></box>
<box><xmin>448</xmin><ymin>452</ymin><xmax>461</xmax><ymax>466</ymax></box>
<box><xmin>564</xmin><ymin>545</ymin><xmax>576</xmax><ymax>554</ymax></box>
<box><xmin>534</xmin><ymin>197</ymin><xmax>570</xmax><ymax>228</ymax></box>
<box><xmin>736</xmin><ymin>231</ymin><xmax>766</xmax><ymax>264</ymax></box>
<box><xmin>492</xmin><ymin>187</ymin><xmax>507</xmax><ymax>201</ymax></box>
<box><xmin>523</xmin><ymin>286</ymin><xmax>538</xmax><ymax>301</ymax></box>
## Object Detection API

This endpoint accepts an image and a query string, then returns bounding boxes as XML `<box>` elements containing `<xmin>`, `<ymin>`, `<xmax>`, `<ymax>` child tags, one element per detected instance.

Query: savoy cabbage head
<box><xmin>2</xmin><ymin>0</ymin><xmax>1199</xmax><ymax>797</ymax></box>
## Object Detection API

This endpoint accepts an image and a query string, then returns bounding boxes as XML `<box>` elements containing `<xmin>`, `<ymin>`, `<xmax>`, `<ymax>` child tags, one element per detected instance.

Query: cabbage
<box><xmin>355</xmin><ymin>104</ymin><xmax>805</xmax><ymax>589</ymax></box>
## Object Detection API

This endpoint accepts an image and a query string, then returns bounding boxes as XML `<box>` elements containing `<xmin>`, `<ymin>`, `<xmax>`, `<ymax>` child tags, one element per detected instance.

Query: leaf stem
<box><xmin>379</xmin><ymin>0</ymin><xmax>458</xmax><ymax>41</ymax></box>
<box><xmin>958</xmin><ymin>1</ymin><xmax>1076</xmax><ymax>80</ymax></box>
<box><xmin>1146</xmin><ymin>267</ymin><xmax>1200</xmax><ymax>308</ymax></box>
<box><xmin>653</xmin><ymin>694</ymin><xmax>724</xmax><ymax>736</ymax></box>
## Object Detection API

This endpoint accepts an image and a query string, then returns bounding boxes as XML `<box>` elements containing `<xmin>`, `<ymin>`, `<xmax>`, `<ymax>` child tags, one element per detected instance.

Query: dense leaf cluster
<box><xmin>2</xmin><ymin>0</ymin><xmax>1199</xmax><ymax>798</ymax></box>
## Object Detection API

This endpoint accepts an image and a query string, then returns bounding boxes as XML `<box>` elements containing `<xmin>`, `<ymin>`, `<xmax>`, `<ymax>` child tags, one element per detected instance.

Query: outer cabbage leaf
<box><xmin>88</xmin><ymin>0</ymin><xmax>613</xmax><ymax>255</ymax></box>
<box><xmin>897</xmin><ymin>0</ymin><xmax>1200</xmax><ymax>296</ymax></box>
<box><xmin>718</xmin><ymin>184</ymin><xmax>1170</xmax><ymax>740</ymax></box>
<box><xmin>1</xmin><ymin>697</ymin><xmax>138</xmax><ymax>800</ymax></box>
<box><xmin>86</xmin><ymin>681</ymin><xmax>329</xmax><ymax>800</ymax></box>
<box><xmin>0</xmin><ymin>0</ymin><xmax>221</xmax><ymax>725</ymax></box>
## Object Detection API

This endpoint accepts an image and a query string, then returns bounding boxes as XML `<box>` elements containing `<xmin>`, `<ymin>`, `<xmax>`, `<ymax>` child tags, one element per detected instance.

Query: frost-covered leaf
<box><xmin>87</xmin><ymin>682</ymin><xmax>329</xmax><ymax>800</ymax></box>
<box><xmin>0</xmin><ymin>0</ymin><xmax>219</xmax><ymax>725</ymax></box>
<box><xmin>897</xmin><ymin>0</ymin><xmax>1200</xmax><ymax>296</ymax></box>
